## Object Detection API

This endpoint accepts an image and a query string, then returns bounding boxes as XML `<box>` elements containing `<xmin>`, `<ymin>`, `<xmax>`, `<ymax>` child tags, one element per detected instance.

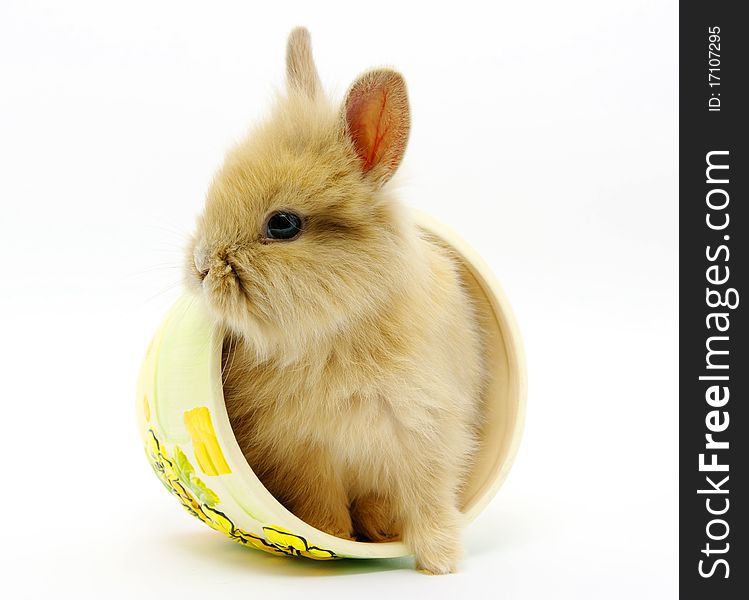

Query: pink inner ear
<box><xmin>344</xmin><ymin>69</ymin><xmax>410</xmax><ymax>182</ymax></box>
<box><xmin>346</xmin><ymin>87</ymin><xmax>390</xmax><ymax>173</ymax></box>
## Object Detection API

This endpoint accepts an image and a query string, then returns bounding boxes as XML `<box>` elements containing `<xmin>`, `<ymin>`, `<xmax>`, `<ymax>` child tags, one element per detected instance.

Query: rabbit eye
<box><xmin>264</xmin><ymin>211</ymin><xmax>303</xmax><ymax>241</ymax></box>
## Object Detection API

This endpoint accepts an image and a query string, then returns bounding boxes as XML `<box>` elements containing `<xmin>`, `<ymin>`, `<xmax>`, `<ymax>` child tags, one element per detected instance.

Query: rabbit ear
<box><xmin>342</xmin><ymin>69</ymin><xmax>410</xmax><ymax>186</ymax></box>
<box><xmin>286</xmin><ymin>27</ymin><xmax>322</xmax><ymax>98</ymax></box>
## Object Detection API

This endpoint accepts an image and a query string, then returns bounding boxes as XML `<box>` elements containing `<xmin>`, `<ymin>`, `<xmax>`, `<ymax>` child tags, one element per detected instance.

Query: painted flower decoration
<box><xmin>262</xmin><ymin>526</ymin><xmax>338</xmax><ymax>560</ymax></box>
<box><xmin>144</xmin><ymin>427</ymin><xmax>339</xmax><ymax>560</ymax></box>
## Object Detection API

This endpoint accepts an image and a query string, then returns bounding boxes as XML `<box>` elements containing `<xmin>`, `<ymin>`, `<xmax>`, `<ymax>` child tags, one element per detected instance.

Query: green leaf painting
<box><xmin>173</xmin><ymin>445</ymin><xmax>219</xmax><ymax>506</ymax></box>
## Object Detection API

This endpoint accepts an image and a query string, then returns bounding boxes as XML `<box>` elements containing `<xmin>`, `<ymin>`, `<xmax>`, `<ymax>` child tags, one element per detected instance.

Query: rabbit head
<box><xmin>187</xmin><ymin>28</ymin><xmax>418</xmax><ymax>360</ymax></box>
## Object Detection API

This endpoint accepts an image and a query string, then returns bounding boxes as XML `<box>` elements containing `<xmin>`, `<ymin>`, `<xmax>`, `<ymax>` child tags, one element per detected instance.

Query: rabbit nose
<box><xmin>193</xmin><ymin>246</ymin><xmax>210</xmax><ymax>280</ymax></box>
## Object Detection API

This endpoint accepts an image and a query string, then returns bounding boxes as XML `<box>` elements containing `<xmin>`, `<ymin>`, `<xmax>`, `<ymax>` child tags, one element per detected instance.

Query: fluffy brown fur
<box><xmin>184</xmin><ymin>27</ymin><xmax>485</xmax><ymax>574</ymax></box>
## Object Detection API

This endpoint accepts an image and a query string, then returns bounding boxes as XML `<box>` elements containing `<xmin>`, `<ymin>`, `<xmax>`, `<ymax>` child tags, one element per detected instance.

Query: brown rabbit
<box><xmin>185</xmin><ymin>27</ymin><xmax>485</xmax><ymax>574</ymax></box>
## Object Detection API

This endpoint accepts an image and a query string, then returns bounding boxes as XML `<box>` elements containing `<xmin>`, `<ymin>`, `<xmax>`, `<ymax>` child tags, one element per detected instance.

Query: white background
<box><xmin>0</xmin><ymin>1</ymin><xmax>677</xmax><ymax>598</ymax></box>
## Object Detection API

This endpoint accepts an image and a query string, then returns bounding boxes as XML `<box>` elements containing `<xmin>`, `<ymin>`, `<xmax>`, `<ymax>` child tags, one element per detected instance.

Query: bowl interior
<box><xmin>432</xmin><ymin>232</ymin><xmax>526</xmax><ymax>521</ymax></box>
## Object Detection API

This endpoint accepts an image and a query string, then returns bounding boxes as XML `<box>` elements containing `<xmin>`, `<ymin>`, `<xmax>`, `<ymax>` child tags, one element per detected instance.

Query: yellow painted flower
<box><xmin>226</xmin><ymin>521</ymin><xmax>296</xmax><ymax>556</ymax></box>
<box><xmin>263</xmin><ymin>526</ymin><xmax>338</xmax><ymax>560</ymax></box>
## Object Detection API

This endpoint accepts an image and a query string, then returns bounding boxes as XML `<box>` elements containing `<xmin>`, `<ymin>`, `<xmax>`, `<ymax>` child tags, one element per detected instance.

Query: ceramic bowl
<box><xmin>136</xmin><ymin>211</ymin><xmax>526</xmax><ymax>560</ymax></box>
